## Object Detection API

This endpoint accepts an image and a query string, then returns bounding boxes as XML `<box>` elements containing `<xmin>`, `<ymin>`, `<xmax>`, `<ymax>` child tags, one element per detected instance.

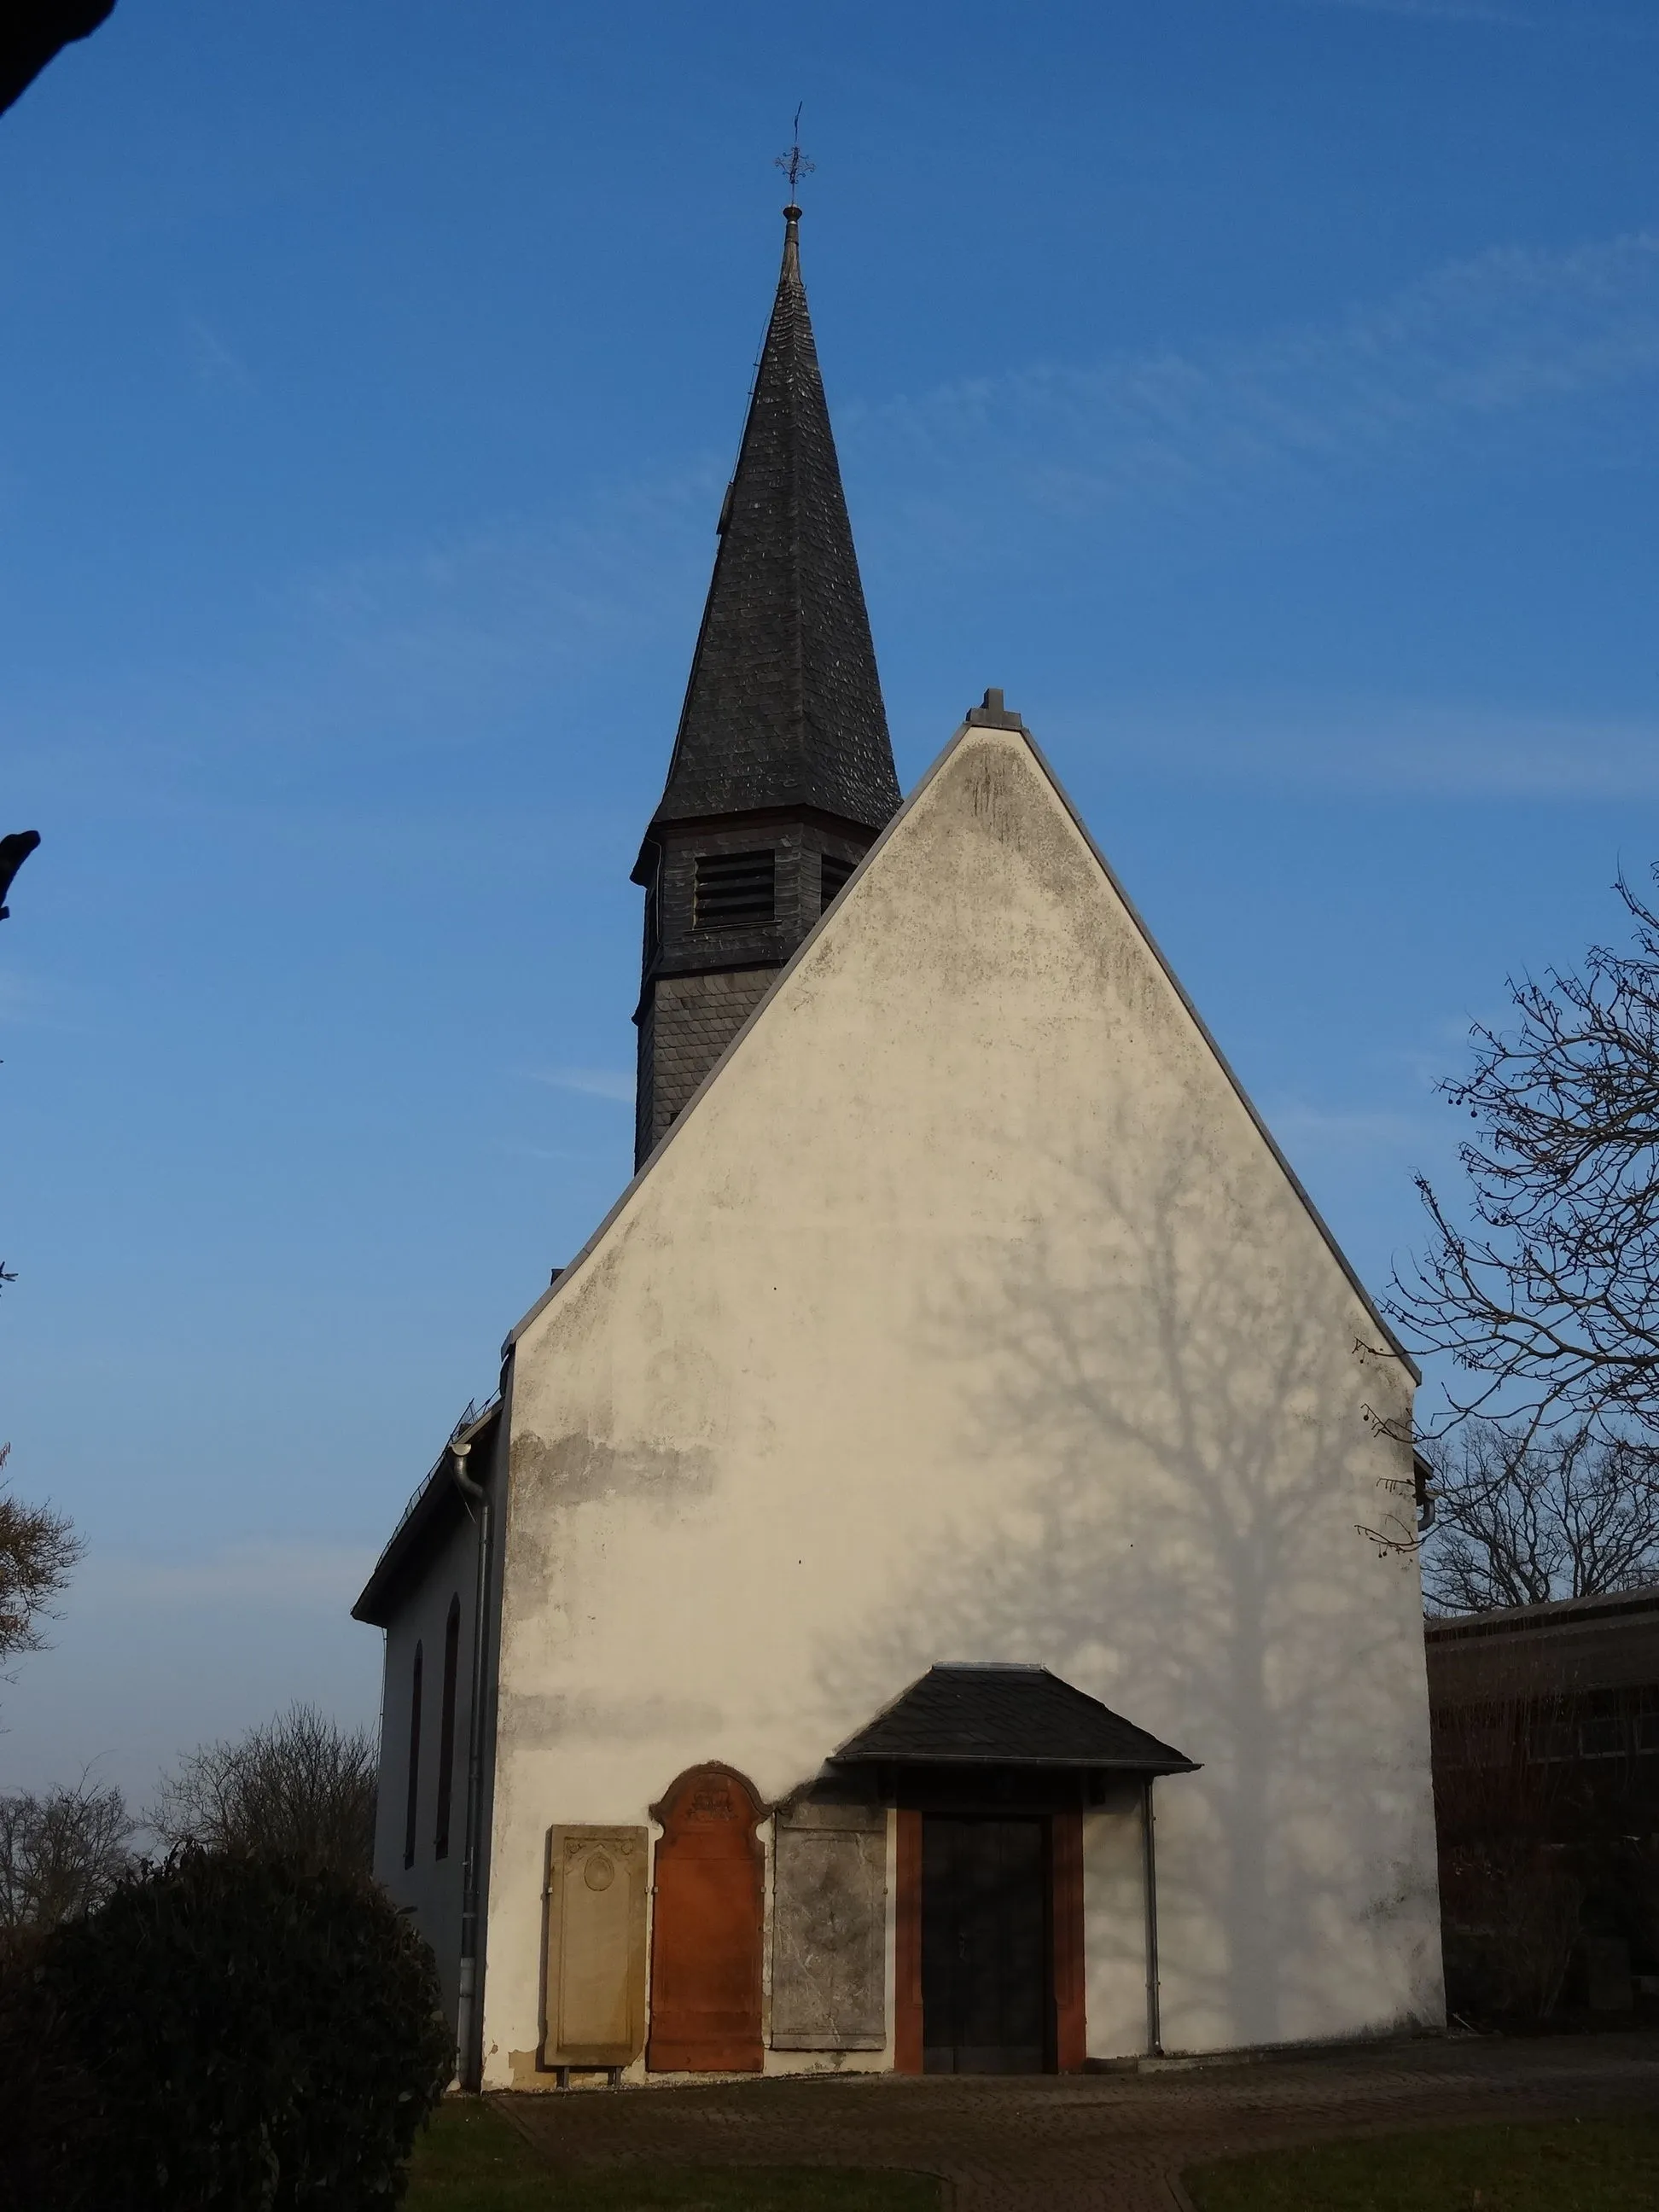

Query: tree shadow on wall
<box><xmin>815</xmin><ymin>1130</ymin><xmax>1435</xmax><ymax>2050</ymax></box>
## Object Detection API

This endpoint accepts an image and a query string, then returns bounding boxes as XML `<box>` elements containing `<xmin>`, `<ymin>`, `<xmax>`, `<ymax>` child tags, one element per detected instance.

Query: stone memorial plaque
<box><xmin>648</xmin><ymin>1765</ymin><xmax>765</xmax><ymax>2072</ymax></box>
<box><xmin>544</xmin><ymin>1825</ymin><xmax>649</xmax><ymax>2066</ymax></box>
<box><xmin>770</xmin><ymin>1802</ymin><xmax>887</xmax><ymax>2051</ymax></box>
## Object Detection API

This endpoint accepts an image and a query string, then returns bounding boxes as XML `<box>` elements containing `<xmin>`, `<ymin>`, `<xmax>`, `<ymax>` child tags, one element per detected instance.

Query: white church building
<box><xmin>354</xmin><ymin>204</ymin><xmax>1444</xmax><ymax>2090</ymax></box>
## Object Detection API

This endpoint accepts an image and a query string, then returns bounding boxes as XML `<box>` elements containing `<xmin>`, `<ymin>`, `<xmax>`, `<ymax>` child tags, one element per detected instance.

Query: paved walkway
<box><xmin>499</xmin><ymin>2033</ymin><xmax>1659</xmax><ymax>2211</ymax></box>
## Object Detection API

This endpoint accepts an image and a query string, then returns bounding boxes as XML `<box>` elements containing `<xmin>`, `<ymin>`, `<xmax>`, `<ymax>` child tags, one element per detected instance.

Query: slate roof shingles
<box><xmin>650</xmin><ymin>209</ymin><xmax>900</xmax><ymax>836</ymax></box>
<box><xmin>832</xmin><ymin>1663</ymin><xmax>1199</xmax><ymax>1773</ymax></box>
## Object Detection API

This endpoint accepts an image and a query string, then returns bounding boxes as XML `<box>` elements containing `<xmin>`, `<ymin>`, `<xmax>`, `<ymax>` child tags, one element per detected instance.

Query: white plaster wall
<box><xmin>1084</xmin><ymin>1787</ymin><xmax>1151</xmax><ymax>2061</ymax></box>
<box><xmin>478</xmin><ymin>721</ymin><xmax>1442</xmax><ymax>2085</ymax></box>
<box><xmin>375</xmin><ymin>1501</ymin><xmax>481</xmax><ymax>2038</ymax></box>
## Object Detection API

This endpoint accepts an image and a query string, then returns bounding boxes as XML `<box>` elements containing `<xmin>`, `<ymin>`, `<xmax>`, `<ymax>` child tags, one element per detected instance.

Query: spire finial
<box><xmin>774</xmin><ymin>102</ymin><xmax>814</xmax><ymax>216</ymax></box>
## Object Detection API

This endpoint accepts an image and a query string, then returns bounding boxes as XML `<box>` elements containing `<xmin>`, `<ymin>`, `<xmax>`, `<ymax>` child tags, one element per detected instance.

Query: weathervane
<box><xmin>774</xmin><ymin>104</ymin><xmax>815</xmax><ymax>203</ymax></box>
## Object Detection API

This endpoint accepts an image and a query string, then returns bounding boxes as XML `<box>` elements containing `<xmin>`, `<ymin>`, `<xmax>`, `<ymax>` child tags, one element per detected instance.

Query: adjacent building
<box><xmin>1428</xmin><ymin>1586</ymin><xmax>1659</xmax><ymax>1824</ymax></box>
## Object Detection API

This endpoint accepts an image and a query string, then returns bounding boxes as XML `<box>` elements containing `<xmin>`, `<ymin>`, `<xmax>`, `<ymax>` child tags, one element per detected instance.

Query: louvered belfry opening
<box><xmin>629</xmin><ymin>202</ymin><xmax>901</xmax><ymax>1169</ymax></box>
<box><xmin>819</xmin><ymin>852</ymin><xmax>856</xmax><ymax>911</ymax></box>
<box><xmin>695</xmin><ymin>850</ymin><xmax>776</xmax><ymax>930</ymax></box>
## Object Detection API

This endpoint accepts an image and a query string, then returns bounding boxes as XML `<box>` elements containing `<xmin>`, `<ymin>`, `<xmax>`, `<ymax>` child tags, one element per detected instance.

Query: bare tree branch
<box><xmin>0</xmin><ymin>1777</ymin><xmax>134</xmax><ymax>1942</ymax></box>
<box><xmin>148</xmin><ymin>1703</ymin><xmax>377</xmax><ymax>1879</ymax></box>
<box><xmin>1388</xmin><ymin>867</ymin><xmax>1659</xmax><ymax>1441</ymax></box>
<box><xmin>1422</xmin><ymin>1419</ymin><xmax>1659</xmax><ymax>1613</ymax></box>
<box><xmin>0</xmin><ymin>1441</ymin><xmax>82</xmax><ymax>1668</ymax></box>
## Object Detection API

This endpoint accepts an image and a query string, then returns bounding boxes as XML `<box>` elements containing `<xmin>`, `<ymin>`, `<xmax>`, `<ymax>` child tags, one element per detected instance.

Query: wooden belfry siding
<box><xmin>647</xmin><ymin>1764</ymin><xmax>765</xmax><ymax>2072</ymax></box>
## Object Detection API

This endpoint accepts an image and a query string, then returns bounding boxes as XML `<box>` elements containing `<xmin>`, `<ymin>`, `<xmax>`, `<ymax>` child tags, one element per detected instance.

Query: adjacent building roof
<box><xmin>643</xmin><ymin>206</ymin><xmax>900</xmax><ymax>848</ymax></box>
<box><xmin>1426</xmin><ymin>1584</ymin><xmax>1659</xmax><ymax>1705</ymax></box>
<box><xmin>352</xmin><ymin>1398</ymin><xmax>499</xmax><ymax>1627</ymax></box>
<box><xmin>830</xmin><ymin>1662</ymin><xmax>1199</xmax><ymax>1773</ymax></box>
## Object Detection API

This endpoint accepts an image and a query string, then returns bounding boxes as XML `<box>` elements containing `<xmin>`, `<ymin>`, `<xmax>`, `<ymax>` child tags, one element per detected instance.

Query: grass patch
<box><xmin>1185</xmin><ymin>2113</ymin><xmax>1659</xmax><ymax>2212</ymax></box>
<box><xmin>405</xmin><ymin>2100</ymin><xmax>550</xmax><ymax>2211</ymax></box>
<box><xmin>404</xmin><ymin>2098</ymin><xmax>941</xmax><ymax>2212</ymax></box>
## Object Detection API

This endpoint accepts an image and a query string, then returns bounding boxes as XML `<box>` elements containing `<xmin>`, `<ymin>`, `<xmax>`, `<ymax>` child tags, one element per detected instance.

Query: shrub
<box><xmin>149</xmin><ymin>1704</ymin><xmax>377</xmax><ymax>1879</ymax></box>
<box><xmin>0</xmin><ymin>1848</ymin><xmax>451</xmax><ymax>2212</ymax></box>
<box><xmin>1440</xmin><ymin>1840</ymin><xmax>1583</xmax><ymax>2023</ymax></box>
<box><xmin>0</xmin><ymin>1924</ymin><xmax>103</xmax><ymax>2212</ymax></box>
<box><xmin>0</xmin><ymin>1778</ymin><xmax>135</xmax><ymax>1951</ymax></box>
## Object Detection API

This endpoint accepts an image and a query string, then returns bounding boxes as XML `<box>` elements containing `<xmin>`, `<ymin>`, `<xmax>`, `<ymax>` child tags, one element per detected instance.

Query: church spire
<box><xmin>645</xmin><ymin>205</ymin><xmax>899</xmax><ymax>837</ymax></box>
<box><xmin>630</xmin><ymin>205</ymin><xmax>900</xmax><ymax>1168</ymax></box>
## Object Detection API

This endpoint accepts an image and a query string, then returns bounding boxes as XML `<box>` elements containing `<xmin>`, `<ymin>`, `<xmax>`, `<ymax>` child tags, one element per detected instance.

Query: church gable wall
<box><xmin>480</xmin><ymin>722</ymin><xmax>1438</xmax><ymax>2083</ymax></box>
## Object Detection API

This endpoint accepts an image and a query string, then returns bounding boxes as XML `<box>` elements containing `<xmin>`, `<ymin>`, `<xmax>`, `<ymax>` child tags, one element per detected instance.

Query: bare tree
<box><xmin>1423</xmin><ymin>1419</ymin><xmax>1659</xmax><ymax>1615</ymax></box>
<box><xmin>149</xmin><ymin>1703</ymin><xmax>376</xmax><ymax>1878</ymax></box>
<box><xmin>0</xmin><ymin>1441</ymin><xmax>82</xmax><ymax>1672</ymax></box>
<box><xmin>0</xmin><ymin>1778</ymin><xmax>134</xmax><ymax>1943</ymax></box>
<box><xmin>1388</xmin><ymin>869</ymin><xmax>1659</xmax><ymax>1442</ymax></box>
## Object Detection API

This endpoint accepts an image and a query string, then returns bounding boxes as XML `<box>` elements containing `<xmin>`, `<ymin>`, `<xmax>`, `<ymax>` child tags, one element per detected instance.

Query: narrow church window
<box><xmin>695</xmin><ymin>851</ymin><xmax>775</xmax><ymax>928</ymax></box>
<box><xmin>819</xmin><ymin>853</ymin><xmax>855</xmax><ymax>911</ymax></box>
<box><xmin>434</xmin><ymin>1594</ymin><xmax>461</xmax><ymax>1859</ymax></box>
<box><xmin>403</xmin><ymin>1640</ymin><xmax>423</xmax><ymax>1871</ymax></box>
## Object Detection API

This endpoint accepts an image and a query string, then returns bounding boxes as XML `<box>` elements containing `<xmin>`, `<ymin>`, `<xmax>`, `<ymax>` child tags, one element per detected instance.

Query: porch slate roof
<box><xmin>830</xmin><ymin>1663</ymin><xmax>1199</xmax><ymax>1774</ymax></box>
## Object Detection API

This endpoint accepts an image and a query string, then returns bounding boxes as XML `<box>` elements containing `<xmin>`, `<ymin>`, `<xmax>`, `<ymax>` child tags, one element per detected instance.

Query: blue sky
<box><xmin>3</xmin><ymin>0</ymin><xmax>1656</xmax><ymax>1797</ymax></box>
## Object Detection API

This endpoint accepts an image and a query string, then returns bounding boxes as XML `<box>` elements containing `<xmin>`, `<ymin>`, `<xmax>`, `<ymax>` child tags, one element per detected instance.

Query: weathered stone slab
<box><xmin>770</xmin><ymin>1802</ymin><xmax>887</xmax><ymax>2050</ymax></box>
<box><xmin>544</xmin><ymin>1825</ymin><xmax>649</xmax><ymax>2065</ymax></box>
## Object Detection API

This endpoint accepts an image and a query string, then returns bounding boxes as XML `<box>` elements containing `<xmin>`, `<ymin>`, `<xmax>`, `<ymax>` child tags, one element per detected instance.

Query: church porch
<box><xmin>528</xmin><ymin>1664</ymin><xmax>1197</xmax><ymax>2087</ymax></box>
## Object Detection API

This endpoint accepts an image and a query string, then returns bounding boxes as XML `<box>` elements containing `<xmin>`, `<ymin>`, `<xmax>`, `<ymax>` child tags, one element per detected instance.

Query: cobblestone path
<box><xmin>499</xmin><ymin>2032</ymin><xmax>1659</xmax><ymax>2210</ymax></box>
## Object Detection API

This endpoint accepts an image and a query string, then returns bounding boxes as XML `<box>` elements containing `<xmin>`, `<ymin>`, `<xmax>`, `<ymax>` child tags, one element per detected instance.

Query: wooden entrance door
<box><xmin>921</xmin><ymin>1816</ymin><xmax>1049</xmax><ymax>2073</ymax></box>
<box><xmin>647</xmin><ymin>1764</ymin><xmax>764</xmax><ymax>2072</ymax></box>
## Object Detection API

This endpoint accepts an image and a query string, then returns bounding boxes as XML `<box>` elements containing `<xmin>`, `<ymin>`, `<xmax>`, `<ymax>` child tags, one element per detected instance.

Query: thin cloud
<box><xmin>533</xmin><ymin>1067</ymin><xmax>635</xmax><ymax>1103</ymax></box>
<box><xmin>195</xmin><ymin>235</ymin><xmax>1659</xmax><ymax>765</ymax></box>
<box><xmin>1268</xmin><ymin>1103</ymin><xmax>1439</xmax><ymax>1151</ymax></box>
<box><xmin>296</xmin><ymin>465</ymin><xmax>722</xmax><ymax>714</ymax></box>
<box><xmin>0</xmin><ymin>966</ymin><xmax>49</xmax><ymax>1023</ymax></box>
<box><xmin>1083</xmin><ymin>695</ymin><xmax>1659</xmax><ymax>800</ymax></box>
<box><xmin>1293</xmin><ymin>0</ymin><xmax>1529</xmax><ymax>21</ymax></box>
<box><xmin>851</xmin><ymin>233</ymin><xmax>1659</xmax><ymax>538</ymax></box>
<box><xmin>4</xmin><ymin>457</ymin><xmax>725</xmax><ymax>786</ymax></box>
<box><xmin>26</xmin><ymin>236</ymin><xmax>1657</xmax><ymax>800</ymax></box>
<box><xmin>73</xmin><ymin>1541</ymin><xmax>374</xmax><ymax>1615</ymax></box>
<box><xmin>184</xmin><ymin>316</ymin><xmax>254</xmax><ymax>392</ymax></box>
<box><xmin>501</xmin><ymin>1141</ymin><xmax>620</xmax><ymax>1163</ymax></box>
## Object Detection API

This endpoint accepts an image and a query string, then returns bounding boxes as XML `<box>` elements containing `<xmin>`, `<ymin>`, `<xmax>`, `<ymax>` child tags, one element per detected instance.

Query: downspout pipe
<box><xmin>450</xmin><ymin>1432</ymin><xmax>491</xmax><ymax>2088</ymax></box>
<box><xmin>1142</xmin><ymin>1776</ymin><xmax>1163</xmax><ymax>2058</ymax></box>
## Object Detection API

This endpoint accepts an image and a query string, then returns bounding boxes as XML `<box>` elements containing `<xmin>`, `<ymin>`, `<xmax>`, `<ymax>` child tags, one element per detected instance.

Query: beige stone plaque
<box><xmin>544</xmin><ymin>1825</ymin><xmax>649</xmax><ymax>2066</ymax></box>
<box><xmin>770</xmin><ymin>1802</ymin><xmax>887</xmax><ymax>2051</ymax></box>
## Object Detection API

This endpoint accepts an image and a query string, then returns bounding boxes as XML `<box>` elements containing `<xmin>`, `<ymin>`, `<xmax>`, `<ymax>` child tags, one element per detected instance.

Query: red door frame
<box><xmin>1051</xmin><ymin>1809</ymin><xmax>1087</xmax><ymax>2070</ymax></box>
<box><xmin>893</xmin><ymin>1805</ymin><xmax>1086</xmax><ymax>2073</ymax></box>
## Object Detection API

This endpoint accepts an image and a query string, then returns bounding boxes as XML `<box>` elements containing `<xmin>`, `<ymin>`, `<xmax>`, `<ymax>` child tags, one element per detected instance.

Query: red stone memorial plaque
<box><xmin>647</xmin><ymin>1763</ymin><xmax>765</xmax><ymax>2073</ymax></box>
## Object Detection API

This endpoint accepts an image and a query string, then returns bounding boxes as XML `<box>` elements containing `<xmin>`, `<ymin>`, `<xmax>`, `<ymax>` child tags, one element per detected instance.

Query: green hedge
<box><xmin>0</xmin><ymin>1848</ymin><xmax>451</xmax><ymax>2211</ymax></box>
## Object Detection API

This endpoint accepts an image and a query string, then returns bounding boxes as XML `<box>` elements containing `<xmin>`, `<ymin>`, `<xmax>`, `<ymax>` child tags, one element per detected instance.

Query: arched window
<box><xmin>434</xmin><ymin>1594</ymin><xmax>462</xmax><ymax>1860</ymax></box>
<box><xmin>403</xmin><ymin>1639</ymin><xmax>423</xmax><ymax>1871</ymax></box>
